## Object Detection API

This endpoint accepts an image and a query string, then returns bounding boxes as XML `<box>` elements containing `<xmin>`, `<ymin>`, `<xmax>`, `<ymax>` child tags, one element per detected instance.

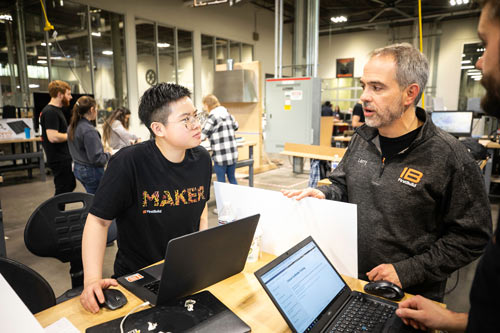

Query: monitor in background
<box><xmin>430</xmin><ymin>111</ymin><xmax>474</xmax><ymax>137</ymax></box>
<box><xmin>33</xmin><ymin>92</ymin><xmax>94</xmax><ymax>133</ymax></box>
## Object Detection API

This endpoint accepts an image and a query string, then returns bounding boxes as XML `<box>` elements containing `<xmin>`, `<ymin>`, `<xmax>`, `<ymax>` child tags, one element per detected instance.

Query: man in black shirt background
<box><xmin>40</xmin><ymin>80</ymin><xmax>76</xmax><ymax>195</ymax></box>
<box><xmin>396</xmin><ymin>1</ymin><xmax>500</xmax><ymax>331</ymax></box>
<box><xmin>352</xmin><ymin>101</ymin><xmax>365</xmax><ymax>128</ymax></box>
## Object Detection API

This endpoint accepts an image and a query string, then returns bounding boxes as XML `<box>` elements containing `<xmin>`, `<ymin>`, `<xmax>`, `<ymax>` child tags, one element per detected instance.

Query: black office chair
<box><xmin>0</xmin><ymin>257</ymin><xmax>56</xmax><ymax>313</ymax></box>
<box><xmin>24</xmin><ymin>192</ymin><xmax>94</xmax><ymax>302</ymax></box>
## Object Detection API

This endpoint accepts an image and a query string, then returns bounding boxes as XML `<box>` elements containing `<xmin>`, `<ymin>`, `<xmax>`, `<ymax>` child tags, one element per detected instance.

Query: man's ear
<box><xmin>150</xmin><ymin>122</ymin><xmax>166</xmax><ymax>138</ymax></box>
<box><xmin>404</xmin><ymin>83</ymin><xmax>420</xmax><ymax>107</ymax></box>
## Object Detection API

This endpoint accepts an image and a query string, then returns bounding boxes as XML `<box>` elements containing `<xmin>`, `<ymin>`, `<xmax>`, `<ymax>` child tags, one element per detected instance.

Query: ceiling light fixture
<box><xmin>102</xmin><ymin>50</ymin><xmax>113</xmax><ymax>55</ymax></box>
<box><xmin>461</xmin><ymin>65</ymin><xmax>475</xmax><ymax>70</ymax></box>
<box><xmin>157</xmin><ymin>43</ymin><xmax>170</xmax><ymax>48</ymax></box>
<box><xmin>331</xmin><ymin>16</ymin><xmax>347</xmax><ymax>23</ymax></box>
<box><xmin>461</xmin><ymin>60</ymin><xmax>471</xmax><ymax>64</ymax></box>
<box><xmin>450</xmin><ymin>0</ymin><xmax>469</xmax><ymax>6</ymax></box>
<box><xmin>41</xmin><ymin>42</ymin><xmax>52</xmax><ymax>46</ymax></box>
<box><xmin>37</xmin><ymin>60</ymin><xmax>47</xmax><ymax>64</ymax></box>
<box><xmin>0</xmin><ymin>14</ymin><xmax>13</xmax><ymax>21</ymax></box>
<box><xmin>91</xmin><ymin>32</ymin><xmax>101</xmax><ymax>37</ymax></box>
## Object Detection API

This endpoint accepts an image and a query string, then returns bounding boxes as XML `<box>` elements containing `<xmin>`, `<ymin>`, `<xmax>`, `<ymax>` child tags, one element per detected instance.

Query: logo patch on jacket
<box><xmin>398</xmin><ymin>167</ymin><xmax>423</xmax><ymax>188</ymax></box>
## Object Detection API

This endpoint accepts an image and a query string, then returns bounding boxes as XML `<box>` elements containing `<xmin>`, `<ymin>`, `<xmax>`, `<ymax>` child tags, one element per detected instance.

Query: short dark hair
<box><xmin>479</xmin><ymin>0</ymin><xmax>500</xmax><ymax>20</ymax></box>
<box><xmin>138</xmin><ymin>83</ymin><xmax>191</xmax><ymax>135</ymax></box>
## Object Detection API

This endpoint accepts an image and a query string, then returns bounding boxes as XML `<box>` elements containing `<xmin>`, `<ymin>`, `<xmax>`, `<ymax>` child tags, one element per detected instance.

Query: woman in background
<box><xmin>67</xmin><ymin>96</ymin><xmax>110</xmax><ymax>194</ymax></box>
<box><xmin>201</xmin><ymin>94</ymin><xmax>239</xmax><ymax>185</ymax></box>
<box><xmin>102</xmin><ymin>107</ymin><xmax>140</xmax><ymax>150</ymax></box>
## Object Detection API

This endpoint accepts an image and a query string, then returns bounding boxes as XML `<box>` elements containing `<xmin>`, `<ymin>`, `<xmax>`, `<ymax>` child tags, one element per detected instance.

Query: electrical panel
<box><xmin>264</xmin><ymin>77</ymin><xmax>321</xmax><ymax>153</ymax></box>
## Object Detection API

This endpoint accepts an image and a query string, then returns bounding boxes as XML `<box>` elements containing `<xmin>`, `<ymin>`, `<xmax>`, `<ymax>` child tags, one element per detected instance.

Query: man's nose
<box><xmin>475</xmin><ymin>56</ymin><xmax>483</xmax><ymax>71</ymax></box>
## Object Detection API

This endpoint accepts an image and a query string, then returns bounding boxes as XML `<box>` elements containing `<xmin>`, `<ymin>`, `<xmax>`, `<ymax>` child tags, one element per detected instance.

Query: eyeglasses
<box><xmin>168</xmin><ymin>114</ymin><xmax>201</xmax><ymax>130</ymax></box>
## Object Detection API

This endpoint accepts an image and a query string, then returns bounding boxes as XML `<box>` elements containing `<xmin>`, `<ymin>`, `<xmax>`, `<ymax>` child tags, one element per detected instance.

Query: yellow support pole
<box><xmin>418</xmin><ymin>0</ymin><xmax>425</xmax><ymax>107</ymax></box>
<box><xmin>40</xmin><ymin>0</ymin><xmax>54</xmax><ymax>31</ymax></box>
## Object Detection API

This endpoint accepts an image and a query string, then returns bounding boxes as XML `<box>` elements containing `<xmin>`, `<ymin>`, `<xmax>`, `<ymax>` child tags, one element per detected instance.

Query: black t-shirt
<box><xmin>352</xmin><ymin>103</ymin><xmax>365</xmax><ymax>123</ymax></box>
<box><xmin>466</xmin><ymin>224</ymin><xmax>500</xmax><ymax>332</ymax></box>
<box><xmin>40</xmin><ymin>104</ymin><xmax>71</xmax><ymax>163</ymax></box>
<box><xmin>379</xmin><ymin>126</ymin><xmax>421</xmax><ymax>159</ymax></box>
<box><xmin>90</xmin><ymin>140</ymin><xmax>212</xmax><ymax>276</ymax></box>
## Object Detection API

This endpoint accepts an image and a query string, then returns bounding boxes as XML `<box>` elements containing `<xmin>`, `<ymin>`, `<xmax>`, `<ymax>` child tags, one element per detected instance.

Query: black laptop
<box><xmin>117</xmin><ymin>214</ymin><xmax>260</xmax><ymax>306</ymax></box>
<box><xmin>254</xmin><ymin>236</ymin><xmax>418</xmax><ymax>333</ymax></box>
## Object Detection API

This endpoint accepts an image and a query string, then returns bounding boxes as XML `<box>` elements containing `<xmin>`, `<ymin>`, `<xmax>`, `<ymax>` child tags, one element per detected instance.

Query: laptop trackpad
<box><xmin>145</xmin><ymin>263</ymin><xmax>164</xmax><ymax>280</ymax></box>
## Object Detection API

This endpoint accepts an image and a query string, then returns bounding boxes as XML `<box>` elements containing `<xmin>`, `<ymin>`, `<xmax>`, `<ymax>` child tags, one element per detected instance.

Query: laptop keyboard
<box><xmin>144</xmin><ymin>280</ymin><xmax>160</xmax><ymax>294</ymax></box>
<box><xmin>329</xmin><ymin>294</ymin><xmax>396</xmax><ymax>332</ymax></box>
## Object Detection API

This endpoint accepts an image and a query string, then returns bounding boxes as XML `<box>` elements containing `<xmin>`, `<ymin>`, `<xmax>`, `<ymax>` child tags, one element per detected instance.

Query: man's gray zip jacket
<box><xmin>318</xmin><ymin>108</ymin><xmax>492</xmax><ymax>300</ymax></box>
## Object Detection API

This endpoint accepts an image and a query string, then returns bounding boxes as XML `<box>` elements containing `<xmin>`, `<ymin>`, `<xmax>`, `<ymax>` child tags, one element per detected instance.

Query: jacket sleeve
<box><xmin>316</xmin><ymin>136</ymin><xmax>357</xmax><ymax>201</ymax></box>
<box><xmin>201</xmin><ymin>114</ymin><xmax>216</xmax><ymax>141</ymax></box>
<box><xmin>393</xmin><ymin>159</ymin><xmax>492</xmax><ymax>288</ymax></box>
<box><xmin>112</xmin><ymin>121</ymin><xmax>138</xmax><ymax>144</ymax></box>
<box><xmin>231</xmin><ymin>115</ymin><xmax>239</xmax><ymax>131</ymax></box>
<box><xmin>83</xmin><ymin>129</ymin><xmax>110</xmax><ymax>167</ymax></box>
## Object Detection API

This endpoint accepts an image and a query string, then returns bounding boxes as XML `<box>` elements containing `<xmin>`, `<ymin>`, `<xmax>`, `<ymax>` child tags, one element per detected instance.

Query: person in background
<box><xmin>201</xmin><ymin>94</ymin><xmax>239</xmax><ymax>185</ymax></box>
<box><xmin>67</xmin><ymin>96</ymin><xmax>111</xmax><ymax>194</ymax></box>
<box><xmin>333</xmin><ymin>105</ymin><xmax>341</xmax><ymax>119</ymax></box>
<box><xmin>396</xmin><ymin>1</ymin><xmax>499</xmax><ymax>331</ymax></box>
<box><xmin>321</xmin><ymin>101</ymin><xmax>334</xmax><ymax>116</ymax></box>
<box><xmin>40</xmin><ymin>80</ymin><xmax>76</xmax><ymax>195</ymax></box>
<box><xmin>351</xmin><ymin>100</ymin><xmax>365</xmax><ymax>128</ymax></box>
<box><xmin>282</xmin><ymin>43</ymin><xmax>491</xmax><ymax>302</ymax></box>
<box><xmin>102</xmin><ymin>107</ymin><xmax>140</xmax><ymax>150</ymax></box>
<box><xmin>80</xmin><ymin>83</ymin><xmax>211</xmax><ymax>313</ymax></box>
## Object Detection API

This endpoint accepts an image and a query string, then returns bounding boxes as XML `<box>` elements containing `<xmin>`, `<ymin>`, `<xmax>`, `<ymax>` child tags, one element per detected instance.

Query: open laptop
<box><xmin>254</xmin><ymin>236</ymin><xmax>418</xmax><ymax>333</ymax></box>
<box><xmin>117</xmin><ymin>214</ymin><xmax>260</xmax><ymax>306</ymax></box>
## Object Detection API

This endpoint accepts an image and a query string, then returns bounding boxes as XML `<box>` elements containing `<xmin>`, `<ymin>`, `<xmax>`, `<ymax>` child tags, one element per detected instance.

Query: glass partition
<box><xmin>90</xmin><ymin>8</ymin><xmax>127</xmax><ymax>110</ymax></box>
<box><xmin>158</xmin><ymin>25</ymin><xmax>175</xmax><ymax>84</ymax></box>
<box><xmin>458</xmin><ymin>42</ymin><xmax>485</xmax><ymax>111</ymax></box>
<box><xmin>46</xmin><ymin>1</ymin><xmax>92</xmax><ymax>94</ymax></box>
<box><xmin>135</xmin><ymin>19</ymin><xmax>156</xmax><ymax>98</ymax></box>
<box><xmin>0</xmin><ymin>3</ymin><xmax>21</xmax><ymax>108</ymax></box>
<box><xmin>177</xmin><ymin>29</ymin><xmax>193</xmax><ymax>93</ymax></box>
<box><xmin>201</xmin><ymin>34</ymin><xmax>214</xmax><ymax>98</ymax></box>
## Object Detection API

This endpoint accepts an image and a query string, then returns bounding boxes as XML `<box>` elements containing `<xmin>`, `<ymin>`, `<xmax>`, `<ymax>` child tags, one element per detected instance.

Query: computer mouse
<box><xmin>99</xmin><ymin>288</ymin><xmax>128</xmax><ymax>310</ymax></box>
<box><xmin>363</xmin><ymin>280</ymin><xmax>405</xmax><ymax>301</ymax></box>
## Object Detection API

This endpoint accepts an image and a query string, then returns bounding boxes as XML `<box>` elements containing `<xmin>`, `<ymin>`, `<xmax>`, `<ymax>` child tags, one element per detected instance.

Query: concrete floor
<box><xmin>1</xmin><ymin>154</ymin><xmax>496</xmax><ymax>313</ymax></box>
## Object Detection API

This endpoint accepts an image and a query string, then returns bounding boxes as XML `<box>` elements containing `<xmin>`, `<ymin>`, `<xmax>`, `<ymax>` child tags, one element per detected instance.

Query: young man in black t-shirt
<box><xmin>80</xmin><ymin>83</ymin><xmax>212</xmax><ymax>313</ymax></box>
<box><xmin>40</xmin><ymin>80</ymin><xmax>76</xmax><ymax>195</ymax></box>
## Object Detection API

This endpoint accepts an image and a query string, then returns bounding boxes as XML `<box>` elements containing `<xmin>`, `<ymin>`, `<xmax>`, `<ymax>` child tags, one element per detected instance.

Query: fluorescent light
<box><xmin>331</xmin><ymin>16</ymin><xmax>347</xmax><ymax>23</ymax></box>
<box><xmin>102</xmin><ymin>50</ymin><xmax>113</xmax><ymax>55</ymax></box>
<box><xmin>461</xmin><ymin>60</ymin><xmax>471</xmax><ymax>64</ymax></box>
<box><xmin>457</xmin><ymin>0</ymin><xmax>463</xmax><ymax>4</ymax></box>
<box><xmin>462</xmin><ymin>53</ymin><xmax>465</xmax><ymax>57</ymax></box>
<box><xmin>91</xmin><ymin>32</ymin><xmax>101</xmax><ymax>37</ymax></box>
<box><xmin>41</xmin><ymin>42</ymin><xmax>52</xmax><ymax>46</ymax></box>
<box><xmin>0</xmin><ymin>14</ymin><xmax>13</xmax><ymax>21</ymax></box>
<box><xmin>471</xmin><ymin>75</ymin><xmax>482</xmax><ymax>79</ymax></box>
<box><xmin>461</xmin><ymin>65</ymin><xmax>475</xmax><ymax>69</ymax></box>
<box><xmin>473</xmin><ymin>77</ymin><xmax>482</xmax><ymax>81</ymax></box>
<box><xmin>450</xmin><ymin>0</ymin><xmax>456</xmax><ymax>5</ymax></box>
<box><xmin>29</xmin><ymin>84</ymin><xmax>40</xmax><ymax>88</ymax></box>
<box><xmin>467</xmin><ymin>71</ymin><xmax>481</xmax><ymax>76</ymax></box>
<box><xmin>157</xmin><ymin>42</ymin><xmax>170</xmax><ymax>48</ymax></box>
<box><xmin>37</xmin><ymin>60</ymin><xmax>47</xmax><ymax>64</ymax></box>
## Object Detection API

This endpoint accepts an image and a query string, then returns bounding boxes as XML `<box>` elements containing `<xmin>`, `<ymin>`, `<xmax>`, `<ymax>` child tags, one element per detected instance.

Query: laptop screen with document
<box><xmin>259</xmin><ymin>239</ymin><xmax>345</xmax><ymax>332</ymax></box>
